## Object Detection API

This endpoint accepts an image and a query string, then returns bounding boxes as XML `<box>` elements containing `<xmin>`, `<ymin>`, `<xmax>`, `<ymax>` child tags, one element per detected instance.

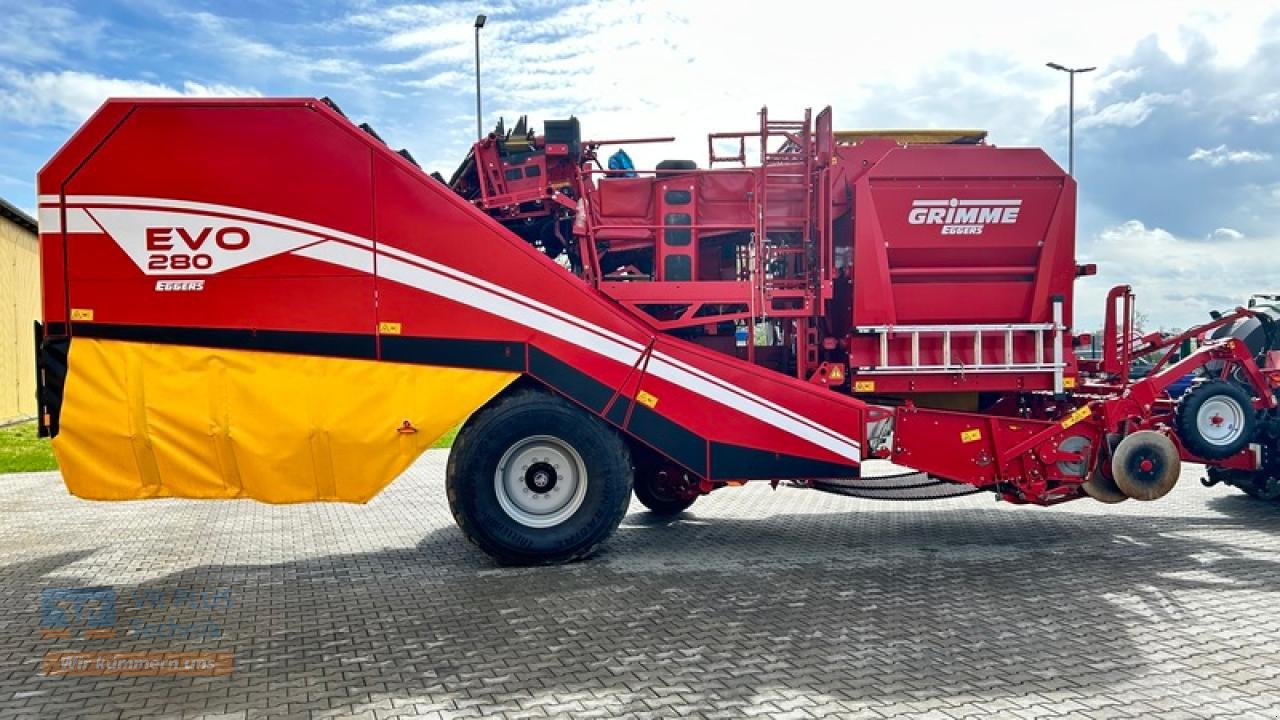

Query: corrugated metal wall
<box><xmin>1</xmin><ymin>216</ymin><xmax>40</xmax><ymax>423</ymax></box>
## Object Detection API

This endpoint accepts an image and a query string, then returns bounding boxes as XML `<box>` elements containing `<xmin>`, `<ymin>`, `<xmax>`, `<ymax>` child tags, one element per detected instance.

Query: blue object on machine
<box><xmin>607</xmin><ymin>149</ymin><xmax>637</xmax><ymax>178</ymax></box>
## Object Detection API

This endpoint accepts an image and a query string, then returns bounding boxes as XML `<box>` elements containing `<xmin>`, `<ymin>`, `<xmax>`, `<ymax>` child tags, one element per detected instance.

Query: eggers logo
<box><xmin>908</xmin><ymin>198</ymin><xmax>1021</xmax><ymax>235</ymax></box>
<box><xmin>146</xmin><ymin>226</ymin><xmax>250</xmax><ymax>271</ymax></box>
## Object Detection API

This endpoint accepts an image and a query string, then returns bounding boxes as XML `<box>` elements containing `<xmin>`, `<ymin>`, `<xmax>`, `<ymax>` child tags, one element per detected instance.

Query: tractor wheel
<box><xmin>633</xmin><ymin>467</ymin><xmax>698</xmax><ymax>516</ymax></box>
<box><xmin>1111</xmin><ymin>430</ymin><xmax>1182</xmax><ymax>501</ymax></box>
<box><xmin>1209</xmin><ymin>467</ymin><xmax>1280</xmax><ymax>501</ymax></box>
<box><xmin>1240</xmin><ymin>480</ymin><xmax>1280</xmax><ymax>501</ymax></box>
<box><xmin>1174</xmin><ymin>381</ymin><xmax>1256</xmax><ymax>460</ymax></box>
<box><xmin>447</xmin><ymin>389</ymin><xmax>633</xmax><ymax>565</ymax></box>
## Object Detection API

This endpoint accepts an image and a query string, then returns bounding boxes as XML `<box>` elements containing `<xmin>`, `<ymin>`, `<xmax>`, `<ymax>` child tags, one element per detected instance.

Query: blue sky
<box><xmin>2</xmin><ymin>0</ymin><xmax>1278</xmax><ymax>329</ymax></box>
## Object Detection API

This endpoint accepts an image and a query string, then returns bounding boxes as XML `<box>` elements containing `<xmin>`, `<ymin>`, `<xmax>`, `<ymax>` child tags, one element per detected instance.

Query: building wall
<box><xmin>0</xmin><ymin>215</ymin><xmax>40</xmax><ymax>423</ymax></box>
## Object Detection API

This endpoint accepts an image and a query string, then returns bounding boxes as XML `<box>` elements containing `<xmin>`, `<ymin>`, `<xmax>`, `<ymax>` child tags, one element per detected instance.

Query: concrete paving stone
<box><xmin>2</xmin><ymin>455</ymin><xmax>1279</xmax><ymax>718</ymax></box>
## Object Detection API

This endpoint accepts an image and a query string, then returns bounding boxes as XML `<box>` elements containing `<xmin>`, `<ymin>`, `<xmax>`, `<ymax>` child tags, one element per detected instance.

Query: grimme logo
<box><xmin>146</xmin><ymin>226</ymin><xmax>251</xmax><ymax>271</ymax></box>
<box><xmin>907</xmin><ymin>198</ymin><xmax>1021</xmax><ymax>235</ymax></box>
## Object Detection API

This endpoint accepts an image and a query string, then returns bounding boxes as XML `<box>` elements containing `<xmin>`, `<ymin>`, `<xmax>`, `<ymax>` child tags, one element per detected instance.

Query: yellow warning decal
<box><xmin>1063</xmin><ymin>376</ymin><xmax>1077</xmax><ymax>389</ymax></box>
<box><xmin>853</xmin><ymin>380</ymin><xmax>876</xmax><ymax>392</ymax></box>
<box><xmin>960</xmin><ymin>428</ymin><xmax>982</xmax><ymax>444</ymax></box>
<box><xmin>378</xmin><ymin>322</ymin><xmax>401</xmax><ymax>335</ymax></box>
<box><xmin>70</xmin><ymin>308</ymin><xmax>94</xmax><ymax>322</ymax></box>
<box><xmin>636</xmin><ymin>390</ymin><xmax>659</xmax><ymax>409</ymax></box>
<box><xmin>1061</xmin><ymin>405</ymin><xmax>1092</xmax><ymax>430</ymax></box>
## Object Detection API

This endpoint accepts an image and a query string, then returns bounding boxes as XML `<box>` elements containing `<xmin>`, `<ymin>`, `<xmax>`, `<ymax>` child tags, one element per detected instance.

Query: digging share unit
<box><xmin>33</xmin><ymin>98</ymin><xmax>1280</xmax><ymax>563</ymax></box>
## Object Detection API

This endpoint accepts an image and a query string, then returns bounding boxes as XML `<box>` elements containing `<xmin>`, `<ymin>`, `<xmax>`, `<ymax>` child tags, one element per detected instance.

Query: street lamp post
<box><xmin>474</xmin><ymin>14</ymin><xmax>487</xmax><ymax>141</ymax></box>
<box><xmin>1046</xmin><ymin>62</ymin><xmax>1095</xmax><ymax>176</ymax></box>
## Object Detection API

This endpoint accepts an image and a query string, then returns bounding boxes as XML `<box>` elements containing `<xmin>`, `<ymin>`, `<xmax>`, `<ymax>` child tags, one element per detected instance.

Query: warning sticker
<box><xmin>1060</xmin><ymin>405</ymin><xmax>1091</xmax><ymax>430</ymax></box>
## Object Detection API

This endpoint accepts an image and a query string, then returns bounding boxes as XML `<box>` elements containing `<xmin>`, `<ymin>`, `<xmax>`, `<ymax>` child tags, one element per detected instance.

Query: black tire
<box><xmin>447</xmin><ymin>389</ymin><xmax>633</xmax><ymax>565</ymax></box>
<box><xmin>1210</xmin><ymin>467</ymin><xmax>1280</xmax><ymax>501</ymax></box>
<box><xmin>633</xmin><ymin>470</ymin><xmax>697</xmax><ymax>515</ymax></box>
<box><xmin>1174</xmin><ymin>380</ymin><xmax>1256</xmax><ymax>460</ymax></box>
<box><xmin>1081</xmin><ymin>469</ymin><xmax>1128</xmax><ymax>504</ymax></box>
<box><xmin>1240</xmin><ymin>482</ymin><xmax>1280</xmax><ymax>501</ymax></box>
<box><xmin>1081</xmin><ymin>432</ymin><xmax>1127</xmax><ymax>504</ymax></box>
<box><xmin>1111</xmin><ymin>430</ymin><xmax>1181</xmax><ymax>501</ymax></box>
<box><xmin>656</xmin><ymin>159</ymin><xmax>697</xmax><ymax>177</ymax></box>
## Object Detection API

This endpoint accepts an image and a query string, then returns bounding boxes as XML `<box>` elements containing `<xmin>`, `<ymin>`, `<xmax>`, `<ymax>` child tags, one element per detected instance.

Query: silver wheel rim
<box><xmin>1056</xmin><ymin>435</ymin><xmax>1092</xmax><ymax>477</ymax></box>
<box><xmin>494</xmin><ymin>435</ymin><xmax>588</xmax><ymax>528</ymax></box>
<box><xmin>1197</xmin><ymin>396</ymin><xmax>1246</xmax><ymax>447</ymax></box>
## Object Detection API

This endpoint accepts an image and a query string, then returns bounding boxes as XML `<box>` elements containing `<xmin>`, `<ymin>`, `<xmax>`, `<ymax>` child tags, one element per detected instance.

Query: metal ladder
<box><xmin>754</xmin><ymin>107</ymin><xmax>815</xmax><ymax>317</ymax></box>
<box><xmin>857</xmin><ymin>300</ymin><xmax>1068</xmax><ymax>392</ymax></box>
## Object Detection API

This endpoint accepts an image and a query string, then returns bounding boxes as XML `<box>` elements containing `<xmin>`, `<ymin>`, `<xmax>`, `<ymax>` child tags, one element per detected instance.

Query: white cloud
<box><xmin>185</xmin><ymin>11</ymin><xmax>368</xmax><ymax>83</ymax></box>
<box><xmin>402</xmin><ymin>70</ymin><xmax>468</xmax><ymax>90</ymax></box>
<box><xmin>357</xmin><ymin>0</ymin><xmax>1280</xmax><ymax>171</ymax></box>
<box><xmin>1252</xmin><ymin>108</ymin><xmax>1280</xmax><ymax>125</ymax></box>
<box><xmin>0</xmin><ymin>6</ymin><xmax>103</xmax><ymax>64</ymax></box>
<box><xmin>0</xmin><ymin>70</ymin><xmax>260</xmax><ymax>126</ymax></box>
<box><xmin>1077</xmin><ymin>220</ymin><xmax>1279</xmax><ymax>330</ymax></box>
<box><xmin>1208</xmin><ymin>227</ymin><xmax>1243</xmax><ymax>241</ymax></box>
<box><xmin>1188</xmin><ymin>144</ymin><xmax>1273</xmax><ymax>167</ymax></box>
<box><xmin>1090</xmin><ymin>67</ymin><xmax>1145</xmax><ymax>94</ymax></box>
<box><xmin>1077</xmin><ymin>92</ymin><xmax>1183</xmax><ymax>130</ymax></box>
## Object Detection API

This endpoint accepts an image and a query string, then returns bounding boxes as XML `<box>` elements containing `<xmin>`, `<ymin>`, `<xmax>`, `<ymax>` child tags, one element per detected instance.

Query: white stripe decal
<box><xmin>310</xmin><ymin>242</ymin><xmax>861</xmax><ymax>461</ymax></box>
<box><xmin>57</xmin><ymin>195</ymin><xmax>646</xmax><ymax>351</ymax></box>
<box><xmin>292</xmin><ymin>241</ymin><xmax>374</xmax><ymax>274</ymax></box>
<box><xmin>38</xmin><ymin>207</ymin><xmax>99</xmax><ymax>234</ymax></box>
<box><xmin>51</xmin><ymin>195</ymin><xmax>862</xmax><ymax>459</ymax></box>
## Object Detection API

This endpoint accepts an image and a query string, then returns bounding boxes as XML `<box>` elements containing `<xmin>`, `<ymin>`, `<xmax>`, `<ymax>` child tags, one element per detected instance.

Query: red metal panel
<box><xmin>850</xmin><ymin>145</ymin><xmax>1070</xmax><ymax>328</ymax></box>
<box><xmin>596</xmin><ymin>178</ymin><xmax>653</xmax><ymax>218</ymax></box>
<box><xmin>55</xmin><ymin>101</ymin><xmax>378</xmax><ymax>336</ymax></box>
<box><xmin>851</xmin><ymin>180</ymin><xmax>896</xmax><ymax>325</ymax></box>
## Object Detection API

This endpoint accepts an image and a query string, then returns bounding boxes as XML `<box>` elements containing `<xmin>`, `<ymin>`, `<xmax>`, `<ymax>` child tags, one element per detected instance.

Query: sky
<box><xmin>1</xmin><ymin>0</ymin><xmax>1278</xmax><ymax>330</ymax></box>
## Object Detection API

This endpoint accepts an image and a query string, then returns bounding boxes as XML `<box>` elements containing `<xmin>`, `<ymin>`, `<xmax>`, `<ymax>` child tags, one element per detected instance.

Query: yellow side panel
<box><xmin>53</xmin><ymin>339</ymin><xmax>518</xmax><ymax>503</ymax></box>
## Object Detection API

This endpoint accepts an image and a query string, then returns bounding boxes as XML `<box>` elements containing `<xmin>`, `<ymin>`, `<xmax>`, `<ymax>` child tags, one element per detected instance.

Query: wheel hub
<box><xmin>525</xmin><ymin>462</ymin><xmax>557</xmax><ymax>493</ymax></box>
<box><xmin>1129</xmin><ymin>452</ymin><xmax>1163</xmax><ymax>483</ymax></box>
<box><xmin>494</xmin><ymin>435</ymin><xmax>588</xmax><ymax>528</ymax></box>
<box><xmin>1197</xmin><ymin>397</ymin><xmax>1245</xmax><ymax>446</ymax></box>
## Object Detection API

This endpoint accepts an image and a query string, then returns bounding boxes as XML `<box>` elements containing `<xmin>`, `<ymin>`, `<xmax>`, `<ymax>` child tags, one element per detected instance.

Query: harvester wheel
<box><xmin>1081</xmin><ymin>469</ymin><xmax>1128</xmax><ymax>504</ymax></box>
<box><xmin>633</xmin><ymin>468</ymin><xmax>698</xmax><ymax>516</ymax></box>
<box><xmin>1174</xmin><ymin>381</ymin><xmax>1255</xmax><ymax>460</ymax></box>
<box><xmin>1111</xmin><ymin>430</ymin><xmax>1181</xmax><ymax>501</ymax></box>
<box><xmin>447</xmin><ymin>389</ymin><xmax>633</xmax><ymax>565</ymax></box>
<box><xmin>1081</xmin><ymin>433</ymin><xmax>1127</xmax><ymax>504</ymax></box>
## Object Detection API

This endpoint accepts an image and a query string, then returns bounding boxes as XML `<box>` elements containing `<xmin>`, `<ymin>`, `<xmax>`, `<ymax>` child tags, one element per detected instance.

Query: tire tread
<box><xmin>447</xmin><ymin>388</ymin><xmax>632</xmax><ymax>565</ymax></box>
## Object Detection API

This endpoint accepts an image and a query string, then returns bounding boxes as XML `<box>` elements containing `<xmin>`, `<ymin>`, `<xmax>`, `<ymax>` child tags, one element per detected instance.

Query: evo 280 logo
<box><xmin>88</xmin><ymin>206</ymin><xmax>326</xmax><ymax>277</ymax></box>
<box><xmin>145</xmin><ymin>226</ymin><xmax>250</xmax><ymax>271</ymax></box>
<box><xmin>907</xmin><ymin>198</ymin><xmax>1021</xmax><ymax>235</ymax></box>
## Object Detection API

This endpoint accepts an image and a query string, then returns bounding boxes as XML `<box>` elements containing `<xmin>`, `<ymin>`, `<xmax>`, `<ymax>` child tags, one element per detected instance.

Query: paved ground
<box><xmin>2</xmin><ymin>452</ymin><xmax>1280</xmax><ymax>719</ymax></box>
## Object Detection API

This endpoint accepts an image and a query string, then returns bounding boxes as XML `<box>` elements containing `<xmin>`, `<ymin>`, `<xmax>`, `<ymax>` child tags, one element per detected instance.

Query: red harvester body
<box><xmin>32</xmin><ymin>98</ymin><xmax>1280</xmax><ymax>563</ymax></box>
